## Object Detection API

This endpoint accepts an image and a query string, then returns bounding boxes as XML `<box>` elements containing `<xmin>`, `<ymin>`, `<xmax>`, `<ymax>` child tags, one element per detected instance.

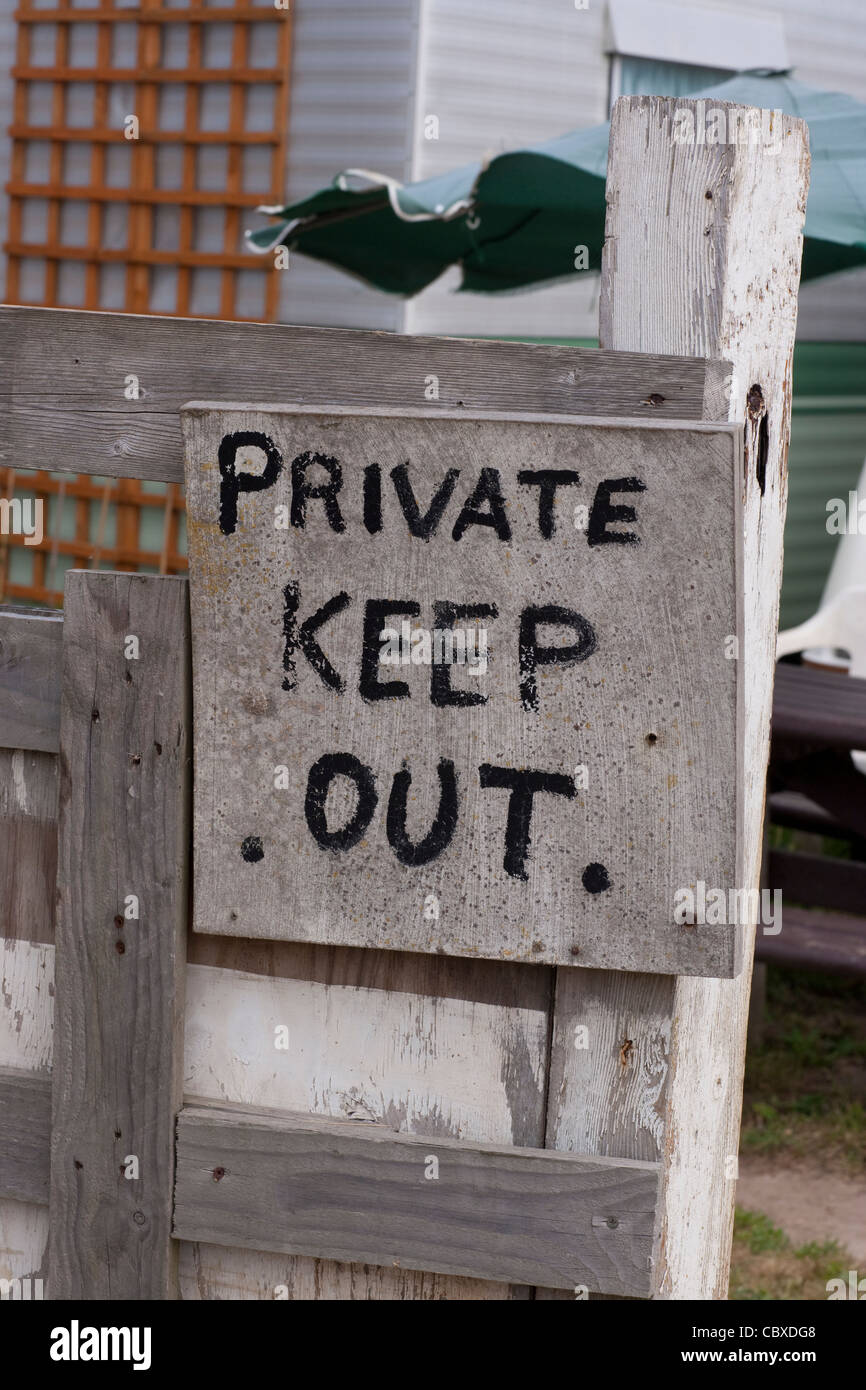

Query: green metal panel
<box><xmin>783</xmin><ymin>344</ymin><xmax>866</xmax><ymax>628</ymax></box>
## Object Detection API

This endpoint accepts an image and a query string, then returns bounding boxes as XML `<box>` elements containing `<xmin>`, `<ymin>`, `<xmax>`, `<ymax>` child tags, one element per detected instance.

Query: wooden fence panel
<box><xmin>0</xmin><ymin>307</ymin><xmax>729</xmax><ymax>483</ymax></box>
<box><xmin>174</xmin><ymin>1104</ymin><xmax>659</xmax><ymax>1297</ymax></box>
<box><xmin>48</xmin><ymin>571</ymin><xmax>190</xmax><ymax>1298</ymax></box>
<box><xmin>0</xmin><ymin>1067</ymin><xmax>51</xmax><ymax>1205</ymax></box>
<box><xmin>0</xmin><ymin>129</ymin><xmax>808</xmax><ymax>1301</ymax></box>
<box><xmin>0</xmin><ymin>609</ymin><xmax>63</xmax><ymax>751</ymax></box>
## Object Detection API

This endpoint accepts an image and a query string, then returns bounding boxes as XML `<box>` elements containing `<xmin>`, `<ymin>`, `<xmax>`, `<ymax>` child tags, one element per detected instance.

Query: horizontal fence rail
<box><xmin>174</xmin><ymin>1104</ymin><xmax>659</xmax><ymax>1297</ymax></box>
<box><xmin>0</xmin><ymin>307</ymin><xmax>729</xmax><ymax>484</ymax></box>
<box><xmin>0</xmin><ymin>1066</ymin><xmax>51</xmax><ymax>1205</ymax></box>
<box><xmin>0</xmin><ymin>1071</ymin><xmax>660</xmax><ymax>1295</ymax></box>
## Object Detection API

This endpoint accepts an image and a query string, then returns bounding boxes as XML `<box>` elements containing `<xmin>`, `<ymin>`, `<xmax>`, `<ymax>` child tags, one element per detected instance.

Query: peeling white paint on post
<box><xmin>595</xmin><ymin>95</ymin><xmax>810</xmax><ymax>1298</ymax></box>
<box><xmin>182</xmin><ymin>962</ymin><xmax>549</xmax><ymax>1140</ymax></box>
<box><xmin>184</xmin><ymin>404</ymin><xmax>743</xmax><ymax>977</ymax></box>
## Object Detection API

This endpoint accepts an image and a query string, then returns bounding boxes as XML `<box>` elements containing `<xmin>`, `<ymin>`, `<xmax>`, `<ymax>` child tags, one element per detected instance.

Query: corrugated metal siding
<box><xmin>796</xmin><ymin>271</ymin><xmax>866</xmax><ymax>343</ymax></box>
<box><xmin>782</xmin><ymin>345</ymin><xmax>866</xmax><ymax>629</ymax></box>
<box><xmin>768</xmin><ymin>0</ymin><xmax>866</xmax><ymax>99</ymax></box>
<box><xmin>1</xmin><ymin>0</ymin><xmax>864</xmax><ymax>334</ymax></box>
<box><xmin>692</xmin><ymin>0</ymin><xmax>866</xmax><ymax>341</ymax></box>
<box><xmin>272</xmin><ymin>0</ymin><xmax>420</xmax><ymax>330</ymax></box>
<box><xmin>405</xmin><ymin>0</ymin><xmax>607</xmax><ymax>339</ymax></box>
<box><xmin>407</xmin><ymin>0</ymin><xmax>866</xmax><ymax>341</ymax></box>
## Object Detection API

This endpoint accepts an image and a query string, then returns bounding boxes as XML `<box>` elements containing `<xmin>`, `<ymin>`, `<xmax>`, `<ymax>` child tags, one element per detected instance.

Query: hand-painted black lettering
<box><xmin>304</xmin><ymin>753</ymin><xmax>377</xmax><ymax>852</ymax></box>
<box><xmin>390</xmin><ymin>463</ymin><xmax>460</xmax><ymax>540</ymax></box>
<box><xmin>363</xmin><ymin>463</ymin><xmax>382</xmax><ymax>534</ymax></box>
<box><xmin>517</xmin><ymin>469</ymin><xmax>580</xmax><ymax>539</ymax></box>
<box><xmin>479</xmin><ymin>765</ymin><xmax>576</xmax><ymax>881</ymax></box>
<box><xmin>290</xmin><ymin>451</ymin><xmax>346</xmax><ymax>532</ymax></box>
<box><xmin>587</xmin><ymin>476</ymin><xmax>646</xmax><ymax>546</ymax></box>
<box><xmin>452</xmin><ymin>468</ymin><xmax>511</xmax><ymax>541</ymax></box>
<box><xmin>518</xmin><ymin>604</ymin><xmax>597</xmax><ymax>713</ymax></box>
<box><xmin>360</xmin><ymin>598</ymin><xmax>420</xmax><ymax>702</ymax></box>
<box><xmin>282</xmin><ymin>583</ymin><xmax>351</xmax><ymax>693</ymax></box>
<box><xmin>218</xmin><ymin>431</ymin><xmax>282</xmax><ymax>536</ymax></box>
<box><xmin>430</xmin><ymin>600</ymin><xmax>497</xmax><ymax>708</ymax></box>
<box><xmin>386</xmin><ymin>759</ymin><xmax>458</xmax><ymax>866</ymax></box>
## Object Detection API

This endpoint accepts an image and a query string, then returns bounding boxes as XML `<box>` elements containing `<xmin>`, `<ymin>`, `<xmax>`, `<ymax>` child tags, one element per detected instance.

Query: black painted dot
<box><xmin>582</xmin><ymin>862</ymin><xmax>611</xmax><ymax>894</ymax></box>
<box><xmin>241</xmin><ymin>835</ymin><xmax>264</xmax><ymax>863</ymax></box>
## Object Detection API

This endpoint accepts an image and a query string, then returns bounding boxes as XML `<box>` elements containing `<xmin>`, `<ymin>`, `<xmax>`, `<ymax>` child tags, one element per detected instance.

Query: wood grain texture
<box><xmin>174</xmin><ymin>1102</ymin><xmax>659</xmax><ymax>1296</ymax></box>
<box><xmin>0</xmin><ymin>748</ymin><xmax>58</xmax><ymax>946</ymax></box>
<box><xmin>0</xmin><ymin>1198</ymin><xmax>49</xmax><ymax>1292</ymax></box>
<box><xmin>180</xmin><ymin>949</ymin><xmax>552</xmax><ymax>1299</ymax></box>
<box><xmin>0</xmin><ymin>609</ymin><xmax>62</xmax><ymax>752</ymax></box>
<box><xmin>772</xmin><ymin>664</ymin><xmax>866</xmax><ymax>750</ymax></box>
<box><xmin>0</xmin><ymin>1067</ymin><xmax>50</xmax><ymax>1204</ymax></box>
<box><xmin>178</xmin><ymin>1241</ymin><xmax>517</xmax><ymax>1301</ymax></box>
<box><xmin>6</xmin><ymin>574</ymin><xmax>546</xmax><ymax>1297</ymax></box>
<box><xmin>49</xmin><ymin>572</ymin><xmax>191</xmax><ymax>1299</ymax></box>
<box><xmin>0</xmin><ymin>296</ymin><xmax>750</xmax><ymax>1301</ymax></box>
<box><xmin>546</xmin><ymin>969</ymin><xmax>674</xmax><ymax>1164</ymax></box>
<box><xmin>184</xmin><ymin>404</ymin><xmax>742</xmax><ymax>976</ymax></box>
<box><xmin>768</xmin><ymin>849</ymin><xmax>866</xmax><ymax>916</ymax></box>
<box><xmin>755</xmin><ymin>904</ymin><xmax>866</xmax><ymax>977</ymax></box>
<box><xmin>183</xmin><ymin>959</ymin><xmax>550</xmax><ymax>1144</ymax></box>
<box><xmin>0</xmin><ymin>941</ymin><xmax>54</xmax><ymax>1075</ymax></box>
<box><xmin>0</xmin><ymin>940</ymin><xmax>552</xmax><ymax>1300</ymax></box>
<box><xmin>0</xmin><ymin>307</ymin><xmax>729</xmax><ymax>483</ymax></box>
<box><xmin>595</xmin><ymin>95</ymin><xmax>810</xmax><ymax>1298</ymax></box>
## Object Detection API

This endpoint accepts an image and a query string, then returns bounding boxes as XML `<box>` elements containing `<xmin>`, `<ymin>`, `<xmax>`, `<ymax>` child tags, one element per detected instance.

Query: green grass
<box><xmin>741</xmin><ymin>967</ymin><xmax>866</xmax><ymax>1172</ymax></box>
<box><xmin>730</xmin><ymin>963</ymin><xmax>865</xmax><ymax>1298</ymax></box>
<box><xmin>766</xmin><ymin>823</ymin><xmax>853</xmax><ymax>860</ymax></box>
<box><xmin>730</xmin><ymin>1207</ymin><xmax>851</xmax><ymax>1301</ymax></box>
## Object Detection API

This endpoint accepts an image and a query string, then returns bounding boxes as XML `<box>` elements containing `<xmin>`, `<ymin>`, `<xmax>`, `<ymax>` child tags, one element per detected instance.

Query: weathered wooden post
<box><xmin>49</xmin><ymin>574</ymin><xmax>190</xmax><ymax>1299</ymax></box>
<box><xmin>595</xmin><ymin>96</ymin><xmax>810</xmax><ymax>1296</ymax></box>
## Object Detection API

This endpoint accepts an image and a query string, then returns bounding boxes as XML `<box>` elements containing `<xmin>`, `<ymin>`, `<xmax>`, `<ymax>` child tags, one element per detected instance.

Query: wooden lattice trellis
<box><xmin>0</xmin><ymin>469</ymin><xmax>187</xmax><ymax>606</ymax></box>
<box><xmin>2</xmin><ymin>0</ymin><xmax>291</xmax><ymax>604</ymax></box>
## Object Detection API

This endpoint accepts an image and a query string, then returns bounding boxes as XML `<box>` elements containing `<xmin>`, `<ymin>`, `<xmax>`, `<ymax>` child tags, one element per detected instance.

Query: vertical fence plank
<box><xmin>582</xmin><ymin>95</ymin><xmax>809</xmax><ymax>1298</ymax></box>
<box><xmin>0</xmin><ymin>748</ymin><xmax>58</xmax><ymax>945</ymax></box>
<box><xmin>49</xmin><ymin>572</ymin><xmax>190</xmax><ymax>1299</ymax></box>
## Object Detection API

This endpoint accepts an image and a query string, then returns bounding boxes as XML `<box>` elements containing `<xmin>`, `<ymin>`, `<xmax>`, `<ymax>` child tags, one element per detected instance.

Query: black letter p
<box><xmin>218</xmin><ymin>430</ymin><xmax>283</xmax><ymax>535</ymax></box>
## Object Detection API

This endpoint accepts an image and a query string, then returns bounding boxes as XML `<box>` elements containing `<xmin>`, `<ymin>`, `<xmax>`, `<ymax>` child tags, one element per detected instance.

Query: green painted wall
<box><xmin>783</xmin><ymin>344</ymin><xmax>866</xmax><ymax>628</ymax></box>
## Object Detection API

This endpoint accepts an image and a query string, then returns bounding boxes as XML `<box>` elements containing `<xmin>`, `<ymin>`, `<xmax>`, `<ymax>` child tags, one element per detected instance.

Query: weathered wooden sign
<box><xmin>183</xmin><ymin>403</ymin><xmax>743</xmax><ymax>976</ymax></box>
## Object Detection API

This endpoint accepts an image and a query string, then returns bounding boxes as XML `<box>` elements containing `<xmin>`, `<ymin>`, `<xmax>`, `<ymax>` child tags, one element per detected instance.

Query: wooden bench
<box><xmin>759</xmin><ymin>661</ymin><xmax>866</xmax><ymax>976</ymax></box>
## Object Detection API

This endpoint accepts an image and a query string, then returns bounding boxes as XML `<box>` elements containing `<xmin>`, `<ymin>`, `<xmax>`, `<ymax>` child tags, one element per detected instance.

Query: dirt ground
<box><xmin>729</xmin><ymin>963</ymin><xmax>866</xmax><ymax>1297</ymax></box>
<box><xmin>737</xmin><ymin>1155</ymin><xmax>866</xmax><ymax>1263</ymax></box>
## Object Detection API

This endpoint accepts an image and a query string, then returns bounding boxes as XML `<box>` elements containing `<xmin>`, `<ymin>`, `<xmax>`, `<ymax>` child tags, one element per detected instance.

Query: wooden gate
<box><xmin>0</xmin><ymin>96</ymin><xmax>810</xmax><ymax>1300</ymax></box>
